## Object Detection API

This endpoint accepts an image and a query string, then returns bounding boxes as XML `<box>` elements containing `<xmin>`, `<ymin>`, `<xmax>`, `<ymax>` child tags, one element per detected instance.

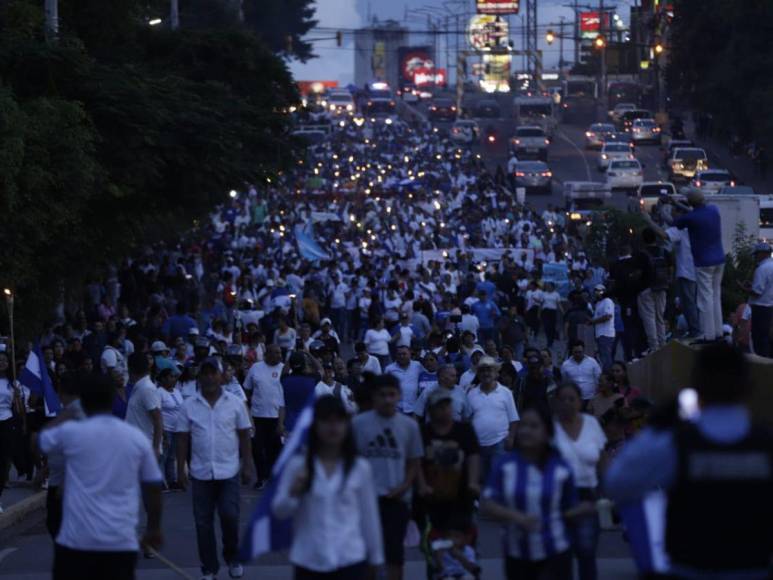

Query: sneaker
<box><xmin>228</xmin><ymin>563</ymin><xmax>244</xmax><ymax>578</ymax></box>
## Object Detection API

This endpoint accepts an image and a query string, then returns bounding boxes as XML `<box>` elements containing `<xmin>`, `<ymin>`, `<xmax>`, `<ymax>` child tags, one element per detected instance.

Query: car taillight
<box><xmin>602</xmin><ymin>154</ymin><xmax>608</xmax><ymax>159</ymax></box>
<box><xmin>430</xmin><ymin>106</ymin><xmax>437</xmax><ymax>111</ymax></box>
<box><xmin>695</xmin><ymin>181</ymin><xmax>701</xmax><ymax>187</ymax></box>
<box><xmin>542</xmin><ymin>171</ymin><xmax>552</xmax><ymax>177</ymax></box>
<box><xmin>544</xmin><ymin>139</ymin><xmax>550</xmax><ymax>145</ymax></box>
<box><xmin>515</xmin><ymin>171</ymin><xmax>525</xmax><ymax>177</ymax></box>
<box><xmin>487</xmin><ymin>135</ymin><xmax>496</xmax><ymax>143</ymax></box>
<box><xmin>586</xmin><ymin>132</ymin><xmax>593</xmax><ymax>137</ymax></box>
<box><xmin>653</xmin><ymin>127</ymin><xmax>661</xmax><ymax>132</ymax></box>
<box><xmin>730</xmin><ymin>180</ymin><xmax>736</xmax><ymax>186</ymax></box>
<box><xmin>451</xmin><ymin>106</ymin><xmax>456</xmax><ymax>111</ymax></box>
<box><xmin>515</xmin><ymin>139</ymin><xmax>521</xmax><ymax>145</ymax></box>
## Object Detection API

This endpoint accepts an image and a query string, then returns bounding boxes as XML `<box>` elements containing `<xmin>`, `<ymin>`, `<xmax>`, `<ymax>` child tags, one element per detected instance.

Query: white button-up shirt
<box><xmin>244</xmin><ymin>361</ymin><xmax>284</xmax><ymax>418</ymax></box>
<box><xmin>177</xmin><ymin>390</ymin><xmax>251</xmax><ymax>480</ymax></box>
<box><xmin>750</xmin><ymin>257</ymin><xmax>773</xmax><ymax>307</ymax></box>
<box><xmin>384</xmin><ymin>360</ymin><xmax>423</xmax><ymax>413</ymax></box>
<box><xmin>272</xmin><ymin>456</ymin><xmax>384</xmax><ymax>572</ymax></box>
<box><xmin>560</xmin><ymin>356</ymin><xmax>601</xmax><ymax>400</ymax></box>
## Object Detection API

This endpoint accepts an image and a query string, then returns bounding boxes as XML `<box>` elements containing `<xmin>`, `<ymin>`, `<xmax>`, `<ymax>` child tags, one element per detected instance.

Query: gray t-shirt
<box><xmin>352</xmin><ymin>410</ymin><xmax>423</xmax><ymax>502</ymax></box>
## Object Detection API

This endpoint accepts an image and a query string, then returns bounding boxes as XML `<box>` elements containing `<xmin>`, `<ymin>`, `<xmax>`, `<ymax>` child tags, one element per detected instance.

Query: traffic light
<box><xmin>594</xmin><ymin>35</ymin><xmax>606</xmax><ymax>49</ymax></box>
<box><xmin>545</xmin><ymin>30</ymin><xmax>555</xmax><ymax>45</ymax></box>
<box><xmin>336</xmin><ymin>31</ymin><xmax>343</xmax><ymax>47</ymax></box>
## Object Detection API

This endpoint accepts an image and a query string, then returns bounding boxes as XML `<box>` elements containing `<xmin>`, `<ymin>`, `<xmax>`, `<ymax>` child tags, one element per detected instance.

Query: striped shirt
<box><xmin>483</xmin><ymin>451</ymin><xmax>578</xmax><ymax>561</ymax></box>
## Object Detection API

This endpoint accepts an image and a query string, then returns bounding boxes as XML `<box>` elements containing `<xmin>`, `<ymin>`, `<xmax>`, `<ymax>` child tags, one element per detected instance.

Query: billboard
<box><xmin>468</xmin><ymin>14</ymin><xmax>509</xmax><ymax>51</ymax></box>
<box><xmin>398</xmin><ymin>46</ymin><xmax>435</xmax><ymax>85</ymax></box>
<box><xmin>413</xmin><ymin>67</ymin><xmax>447</xmax><ymax>87</ymax></box>
<box><xmin>580</xmin><ymin>11</ymin><xmax>609</xmax><ymax>39</ymax></box>
<box><xmin>481</xmin><ymin>53</ymin><xmax>511</xmax><ymax>93</ymax></box>
<box><xmin>476</xmin><ymin>0</ymin><xmax>519</xmax><ymax>15</ymax></box>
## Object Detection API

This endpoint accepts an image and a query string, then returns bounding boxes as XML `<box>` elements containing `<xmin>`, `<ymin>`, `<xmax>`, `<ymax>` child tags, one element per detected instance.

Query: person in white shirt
<box><xmin>314</xmin><ymin>363</ymin><xmax>358</xmax><ymax>414</ymax></box>
<box><xmin>553</xmin><ymin>382</ymin><xmax>607</xmax><ymax>580</ymax></box>
<box><xmin>243</xmin><ymin>344</ymin><xmax>285</xmax><ymax>488</ymax></box>
<box><xmin>466</xmin><ymin>357</ymin><xmax>519</xmax><ymax>483</ymax></box>
<box><xmin>157</xmin><ymin>367</ymin><xmax>184</xmax><ymax>489</ymax></box>
<box><xmin>364</xmin><ymin>318</ymin><xmax>392</xmax><ymax>370</ymax></box>
<box><xmin>100</xmin><ymin>332</ymin><xmax>128</xmax><ymax>383</ymax></box>
<box><xmin>176</xmin><ymin>357</ymin><xmax>253</xmax><ymax>580</ymax></box>
<box><xmin>39</xmin><ymin>373</ymin><xmax>163</xmax><ymax>579</ymax></box>
<box><xmin>391</xmin><ymin>314</ymin><xmax>414</xmax><ymax>348</ymax></box>
<box><xmin>273</xmin><ymin>395</ymin><xmax>383</xmax><ymax>578</ymax></box>
<box><xmin>384</xmin><ymin>346</ymin><xmax>424</xmax><ymax>414</ymax></box>
<box><xmin>589</xmin><ymin>285</ymin><xmax>615</xmax><ymax>371</ymax></box>
<box><xmin>560</xmin><ymin>340</ymin><xmax>602</xmax><ymax>403</ymax></box>
<box><xmin>355</xmin><ymin>342</ymin><xmax>382</xmax><ymax>375</ymax></box>
<box><xmin>124</xmin><ymin>353</ymin><xmax>163</xmax><ymax>458</ymax></box>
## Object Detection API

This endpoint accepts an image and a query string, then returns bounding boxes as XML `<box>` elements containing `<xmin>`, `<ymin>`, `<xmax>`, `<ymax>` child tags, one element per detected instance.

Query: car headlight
<box><xmin>346</xmin><ymin>104</ymin><xmax>353</xmax><ymax>111</ymax></box>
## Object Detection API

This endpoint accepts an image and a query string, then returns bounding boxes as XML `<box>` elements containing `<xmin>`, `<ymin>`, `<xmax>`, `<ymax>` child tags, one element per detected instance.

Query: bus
<box><xmin>514</xmin><ymin>94</ymin><xmax>557</xmax><ymax>136</ymax></box>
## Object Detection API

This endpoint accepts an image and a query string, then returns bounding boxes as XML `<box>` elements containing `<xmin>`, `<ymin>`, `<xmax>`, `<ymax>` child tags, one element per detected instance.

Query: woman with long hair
<box><xmin>609</xmin><ymin>361</ymin><xmax>641</xmax><ymax>406</ymax></box>
<box><xmin>482</xmin><ymin>405</ymin><xmax>592</xmax><ymax>579</ymax></box>
<box><xmin>272</xmin><ymin>396</ymin><xmax>383</xmax><ymax>579</ymax></box>
<box><xmin>0</xmin><ymin>351</ymin><xmax>23</xmax><ymax>508</ymax></box>
<box><xmin>553</xmin><ymin>382</ymin><xmax>607</xmax><ymax>580</ymax></box>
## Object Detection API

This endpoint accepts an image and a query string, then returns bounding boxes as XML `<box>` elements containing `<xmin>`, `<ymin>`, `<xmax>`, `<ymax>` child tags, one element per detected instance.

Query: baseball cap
<box><xmin>320</xmin><ymin>318</ymin><xmax>332</xmax><ymax>327</ymax></box>
<box><xmin>476</xmin><ymin>356</ymin><xmax>501</xmax><ymax>370</ymax></box>
<box><xmin>199</xmin><ymin>356</ymin><xmax>222</xmax><ymax>373</ymax></box>
<box><xmin>427</xmin><ymin>389</ymin><xmax>453</xmax><ymax>408</ymax></box>
<box><xmin>188</xmin><ymin>327</ymin><xmax>200</xmax><ymax>336</ymax></box>
<box><xmin>151</xmin><ymin>340</ymin><xmax>169</xmax><ymax>353</ymax></box>
<box><xmin>594</xmin><ymin>284</ymin><xmax>606</xmax><ymax>292</ymax></box>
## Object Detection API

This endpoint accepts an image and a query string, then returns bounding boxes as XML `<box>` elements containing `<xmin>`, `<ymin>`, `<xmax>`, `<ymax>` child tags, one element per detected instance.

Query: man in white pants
<box><xmin>671</xmin><ymin>192</ymin><xmax>725</xmax><ymax>341</ymax></box>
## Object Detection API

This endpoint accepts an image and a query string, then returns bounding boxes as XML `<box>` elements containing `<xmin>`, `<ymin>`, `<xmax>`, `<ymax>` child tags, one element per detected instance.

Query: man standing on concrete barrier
<box><xmin>743</xmin><ymin>242</ymin><xmax>773</xmax><ymax>357</ymax></box>
<box><xmin>670</xmin><ymin>191</ymin><xmax>725</xmax><ymax>342</ymax></box>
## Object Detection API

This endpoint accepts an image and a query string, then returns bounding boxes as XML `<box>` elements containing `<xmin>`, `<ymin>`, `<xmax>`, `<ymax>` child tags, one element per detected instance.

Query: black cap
<box><xmin>199</xmin><ymin>356</ymin><xmax>222</xmax><ymax>373</ymax></box>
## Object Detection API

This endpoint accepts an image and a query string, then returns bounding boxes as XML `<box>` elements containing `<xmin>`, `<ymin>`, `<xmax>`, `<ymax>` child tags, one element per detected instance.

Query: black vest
<box><xmin>665</xmin><ymin>420</ymin><xmax>773</xmax><ymax>571</ymax></box>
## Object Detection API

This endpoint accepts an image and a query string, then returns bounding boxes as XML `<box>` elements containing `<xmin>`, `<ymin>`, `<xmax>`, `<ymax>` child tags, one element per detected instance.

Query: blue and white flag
<box><xmin>618</xmin><ymin>491</ymin><xmax>670</xmax><ymax>574</ymax></box>
<box><xmin>19</xmin><ymin>344</ymin><xmax>61</xmax><ymax>415</ymax></box>
<box><xmin>239</xmin><ymin>393</ymin><xmax>315</xmax><ymax>562</ymax></box>
<box><xmin>294</xmin><ymin>224</ymin><xmax>331</xmax><ymax>262</ymax></box>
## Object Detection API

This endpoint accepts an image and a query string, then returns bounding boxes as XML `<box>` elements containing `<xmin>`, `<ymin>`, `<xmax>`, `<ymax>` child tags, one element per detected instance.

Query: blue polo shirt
<box><xmin>674</xmin><ymin>205</ymin><xmax>725</xmax><ymax>267</ymax></box>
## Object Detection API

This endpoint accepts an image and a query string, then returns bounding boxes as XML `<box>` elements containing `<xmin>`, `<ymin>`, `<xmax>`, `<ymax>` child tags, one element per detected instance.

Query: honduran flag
<box><xmin>238</xmin><ymin>393</ymin><xmax>315</xmax><ymax>561</ymax></box>
<box><xmin>618</xmin><ymin>490</ymin><xmax>670</xmax><ymax>574</ymax></box>
<box><xmin>19</xmin><ymin>344</ymin><xmax>61</xmax><ymax>415</ymax></box>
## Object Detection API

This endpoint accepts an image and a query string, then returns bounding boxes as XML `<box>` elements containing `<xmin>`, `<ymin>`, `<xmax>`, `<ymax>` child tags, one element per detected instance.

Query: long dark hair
<box><xmin>303</xmin><ymin>395</ymin><xmax>357</xmax><ymax>493</ymax></box>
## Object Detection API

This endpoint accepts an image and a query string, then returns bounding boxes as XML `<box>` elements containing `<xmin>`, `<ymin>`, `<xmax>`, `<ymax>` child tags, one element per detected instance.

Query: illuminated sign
<box><xmin>398</xmin><ymin>46</ymin><xmax>435</xmax><ymax>84</ymax></box>
<box><xmin>468</xmin><ymin>15</ymin><xmax>509</xmax><ymax>51</ymax></box>
<box><xmin>413</xmin><ymin>67</ymin><xmax>447</xmax><ymax>87</ymax></box>
<box><xmin>580</xmin><ymin>11</ymin><xmax>609</xmax><ymax>39</ymax></box>
<box><xmin>480</xmin><ymin>53</ymin><xmax>511</xmax><ymax>93</ymax></box>
<box><xmin>297</xmin><ymin>80</ymin><xmax>339</xmax><ymax>96</ymax></box>
<box><xmin>476</xmin><ymin>0</ymin><xmax>519</xmax><ymax>15</ymax></box>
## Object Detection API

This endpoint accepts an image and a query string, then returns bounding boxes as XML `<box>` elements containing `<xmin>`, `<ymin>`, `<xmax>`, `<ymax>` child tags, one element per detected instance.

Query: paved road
<box><xmin>0</xmin><ymin>482</ymin><xmax>636</xmax><ymax>579</ymax></box>
<box><xmin>0</xmin><ymin>96</ymin><xmax>643</xmax><ymax>579</ymax></box>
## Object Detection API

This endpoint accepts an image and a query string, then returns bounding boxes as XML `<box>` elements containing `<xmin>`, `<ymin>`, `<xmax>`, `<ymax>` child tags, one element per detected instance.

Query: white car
<box><xmin>690</xmin><ymin>169</ymin><xmax>735</xmax><ymax>195</ymax></box>
<box><xmin>585</xmin><ymin>123</ymin><xmax>616</xmax><ymax>149</ymax></box>
<box><xmin>450</xmin><ymin>120</ymin><xmax>480</xmax><ymax>144</ymax></box>
<box><xmin>609</xmin><ymin>102</ymin><xmax>637</xmax><ymax>123</ymax></box>
<box><xmin>631</xmin><ymin>118</ymin><xmax>661</xmax><ymax>144</ymax></box>
<box><xmin>606</xmin><ymin>159</ymin><xmax>643</xmax><ymax>190</ymax></box>
<box><xmin>598</xmin><ymin>142</ymin><xmax>635</xmax><ymax>170</ymax></box>
<box><xmin>326</xmin><ymin>92</ymin><xmax>355</xmax><ymax>116</ymax></box>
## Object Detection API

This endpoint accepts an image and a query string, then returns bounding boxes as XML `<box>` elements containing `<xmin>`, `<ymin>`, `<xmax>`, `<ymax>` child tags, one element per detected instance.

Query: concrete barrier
<box><xmin>0</xmin><ymin>491</ymin><xmax>46</xmax><ymax>532</ymax></box>
<box><xmin>626</xmin><ymin>340</ymin><xmax>773</xmax><ymax>421</ymax></box>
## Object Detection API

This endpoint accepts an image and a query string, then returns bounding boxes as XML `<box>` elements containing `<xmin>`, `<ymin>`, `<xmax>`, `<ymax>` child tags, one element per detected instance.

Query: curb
<box><xmin>0</xmin><ymin>491</ymin><xmax>46</xmax><ymax>531</ymax></box>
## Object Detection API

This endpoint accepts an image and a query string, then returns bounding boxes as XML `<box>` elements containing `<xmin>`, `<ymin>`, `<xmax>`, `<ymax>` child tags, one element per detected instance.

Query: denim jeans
<box><xmin>571</xmin><ymin>489</ymin><xmax>600</xmax><ymax>580</ymax></box>
<box><xmin>191</xmin><ymin>475</ymin><xmax>241</xmax><ymax>575</ymax></box>
<box><xmin>160</xmin><ymin>430</ymin><xmax>177</xmax><ymax>486</ymax></box>
<box><xmin>676</xmin><ymin>277</ymin><xmax>700</xmax><ymax>337</ymax></box>
<box><xmin>595</xmin><ymin>335</ymin><xmax>615</xmax><ymax>371</ymax></box>
<box><xmin>479</xmin><ymin>440</ymin><xmax>506</xmax><ymax>484</ymax></box>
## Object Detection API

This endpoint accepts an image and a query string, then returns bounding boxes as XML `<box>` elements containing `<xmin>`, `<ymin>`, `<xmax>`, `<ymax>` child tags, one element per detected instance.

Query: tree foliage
<box><xmin>668</xmin><ymin>0</ymin><xmax>773</xmax><ymax>145</ymax></box>
<box><xmin>0</xmin><ymin>0</ymin><xmax>299</xmax><ymax>339</ymax></box>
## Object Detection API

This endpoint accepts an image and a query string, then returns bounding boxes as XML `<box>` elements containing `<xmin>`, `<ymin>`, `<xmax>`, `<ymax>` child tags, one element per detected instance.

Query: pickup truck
<box><xmin>511</xmin><ymin>126</ymin><xmax>550</xmax><ymax>160</ymax></box>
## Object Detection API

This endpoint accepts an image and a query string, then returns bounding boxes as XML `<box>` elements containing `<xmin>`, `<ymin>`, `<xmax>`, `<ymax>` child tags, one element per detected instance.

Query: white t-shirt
<box><xmin>245</xmin><ymin>361</ymin><xmax>285</xmax><ymax>418</ymax></box>
<box><xmin>395</xmin><ymin>325</ymin><xmax>414</xmax><ymax>348</ymax></box>
<box><xmin>364</xmin><ymin>329</ymin><xmax>391</xmax><ymax>356</ymax></box>
<box><xmin>39</xmin><ymin>415</ymin><xmax>162</xmax><ymax>551</ymax></box>
<box><xmin>526</xmin><ymin>289</ymin><xmax>544</xmax><ymax>311</ymax></box>
<box><xmin>542</xmin><ymin>291</ymin><xmax>561</xmax><ymax>311</ymax></box>
<box><xmin>361</xmin><ymin>355</ymin><xmax>382</xmax><ymax>375</ymax></box>
<box><xmin>554</xmin><ymin>414</ymin><xmax>607</xmax><ymax>488</ymax></box>
<box><xmin>593</xmin><ymin>297</ymin><xmax>615</xmax><ymax>338</ymax></box>
<box><xmin>159</xmin><ymin>387</ymin><xmax>183</xmax><ymax>433</ymax></box>
<box><xmin>100</xmin><ymin>346</ymin><xmax>128</xmax><ymax>382</ymax></box>
<box><xmin>125</xmin><ymin>376</ymin><xmax>160</xmax><ymax>446</ymax></box>
<box><xmin>467</xmin><ymin>384</ymin><xmax>520</xmax><ymax>447</ymax></box>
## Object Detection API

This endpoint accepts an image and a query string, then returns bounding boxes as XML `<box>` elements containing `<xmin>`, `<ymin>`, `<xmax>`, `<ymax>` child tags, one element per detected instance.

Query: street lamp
<box><xmin>654</xmin><ymin>42</ymin><xmax>664</xmax><ymax>55</ymax></box>
<box><xmin>545</xmin><ymin>30</ymin><xmax>555</xmax><ymax>45</ymax></box>
<box><xmin>594</xmin><ymin>35</ymin><xmax>606</xmax><ymax>49</ymax></box>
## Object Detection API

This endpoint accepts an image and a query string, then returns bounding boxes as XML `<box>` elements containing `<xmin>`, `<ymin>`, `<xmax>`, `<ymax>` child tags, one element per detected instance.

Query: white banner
<box><xmin>420</xmin><ymin>247</ymin><xmax>534</xmax><ymax>264</ymax></box>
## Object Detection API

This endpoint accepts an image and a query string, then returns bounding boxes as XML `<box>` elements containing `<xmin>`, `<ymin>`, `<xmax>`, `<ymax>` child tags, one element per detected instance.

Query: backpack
<box><xmin>646</xmin><ymin>246</ymin><xmax>672</xmax><ymax>291</ymax></box>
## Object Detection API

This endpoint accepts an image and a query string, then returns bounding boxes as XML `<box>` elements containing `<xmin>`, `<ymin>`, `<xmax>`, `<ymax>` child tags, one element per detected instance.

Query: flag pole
<box><xmin>3</xmin><ymin>289</ymin><xmax>15</xmax><ymax>385</ymax></box>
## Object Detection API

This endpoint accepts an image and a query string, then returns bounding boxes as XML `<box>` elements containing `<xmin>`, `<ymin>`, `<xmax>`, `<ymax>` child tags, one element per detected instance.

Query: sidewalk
<box><xmin>0</xmin><ymin>470</ymin><xmax>46</xmax><ymax>533</ymax></box>
<box><xmin>685</xmin><ymin>117</ymin><xmax>773</xmax><ymax>194</ymax></box>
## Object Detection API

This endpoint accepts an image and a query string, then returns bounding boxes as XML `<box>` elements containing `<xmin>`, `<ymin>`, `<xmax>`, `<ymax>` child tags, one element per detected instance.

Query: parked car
<box><xmin>428</xmin><ymin>98</ymin><xmax>457</xmax><ymax>121</ymax></box>
<box><xmin>474</xmin><ymin>99</ymin><xmax>501</xmax><ymax>118</ymax></box>
<box><xmin>513</xmin><ymin>161</ymin><xmax>552</xmax><ymax>194</ymax></box>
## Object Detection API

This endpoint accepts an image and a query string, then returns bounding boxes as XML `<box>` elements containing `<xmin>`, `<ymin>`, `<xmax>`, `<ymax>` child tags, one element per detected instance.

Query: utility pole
<box><xmin>558</xmin><ymin>17</ymin><xmax>566</xmax><ymax>71</ymax></box>
<box><xmin>44</xmin><ymin>0</ymin><xmax>58</xmax><ymax>41</ymax></box>
<box><xmin>573</xmin><ymin>0</ymin><xmax>580</xmax><ymax>65</ymax></box>
<box><xmin>525</xmin><ymin>0</ymin><xmax>539</xmax><ymax>86</ymax></box>
<box><xmin>599</xmin><ymin>0</ymin><xmax>607</xmax><ymax>102</ymax></box>
<box><xmin>170</xmin><ymin>0</ymin><xmax>180</xmax><ymax>30</ymax></box>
